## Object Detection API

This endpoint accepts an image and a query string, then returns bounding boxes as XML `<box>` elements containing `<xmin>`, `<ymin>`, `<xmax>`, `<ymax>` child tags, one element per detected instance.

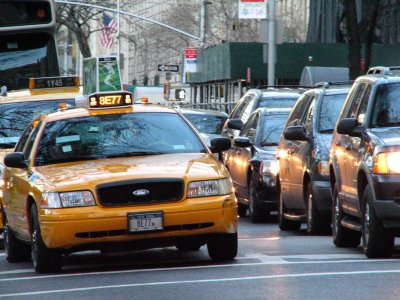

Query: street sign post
<box><xmin>158</xmin><ymin>64</ymin><xmax>179</xmax><ymax>72</ymax></box>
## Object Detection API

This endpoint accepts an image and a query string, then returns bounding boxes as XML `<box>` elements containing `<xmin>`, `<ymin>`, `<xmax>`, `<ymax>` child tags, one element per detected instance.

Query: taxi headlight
<box><xmin>41</xmin><ymin>191</ymin><xmax>95</xmax><ymax>208</ymax></box>
<box><xmin>187</xmin><ymin>178</ymin><xmax>232</xmax><ymax>198</ymax></box>
<box><xmin>373</xmin><ymin>152</ymin><xmax>400</xmax><ymax>174</ymax></box>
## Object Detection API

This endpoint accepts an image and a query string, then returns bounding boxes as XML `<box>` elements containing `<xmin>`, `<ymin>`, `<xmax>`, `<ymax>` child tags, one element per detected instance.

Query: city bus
<box><xmin>0</xmin><ymin>0</ymin><xmax>60</xmax><ymax>91</ymax></box>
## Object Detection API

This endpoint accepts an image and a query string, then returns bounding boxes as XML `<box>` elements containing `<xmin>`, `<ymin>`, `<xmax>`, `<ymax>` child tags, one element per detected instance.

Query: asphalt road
<box><xmin>1</xmin><ymin>214</ymin><xmax>400</xmax><ymax>299</ymax></box>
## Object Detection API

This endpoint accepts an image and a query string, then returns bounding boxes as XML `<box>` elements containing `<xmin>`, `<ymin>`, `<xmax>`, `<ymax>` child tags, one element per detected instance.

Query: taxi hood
<box><xmin>36</xmin><ymin>153</ymin><xmax>228</xmax><ymax>190</ymax></box>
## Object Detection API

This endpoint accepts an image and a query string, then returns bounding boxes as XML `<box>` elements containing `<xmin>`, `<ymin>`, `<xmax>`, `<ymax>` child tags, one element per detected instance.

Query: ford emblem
<box><xmin>132</xmin><ymin>189</ymin><xmax>150</xmax><ymax>197</ymax></box>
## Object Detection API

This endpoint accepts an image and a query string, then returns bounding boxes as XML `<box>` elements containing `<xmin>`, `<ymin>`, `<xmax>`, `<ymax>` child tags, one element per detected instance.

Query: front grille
<box><xmin>97</xmin><ymin>178</ymin><xmax>184</xmax><ymax>206</ymax></box>
<box><xmin>75</xmin><ymin>222</ymin><xmax>215</xmax><ymax>239</ymax></box>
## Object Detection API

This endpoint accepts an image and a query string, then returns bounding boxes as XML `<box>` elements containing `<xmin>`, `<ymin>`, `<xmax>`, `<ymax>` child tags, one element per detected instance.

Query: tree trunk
<box><xmin>364</xmin><ymin>0</ymin><xmax>381</xmax><ymax>71</ymax></box>
<box><xmin>343</xmin><ymin>0</ymin><xmax>361</xmax><ymax>79</ymax></box>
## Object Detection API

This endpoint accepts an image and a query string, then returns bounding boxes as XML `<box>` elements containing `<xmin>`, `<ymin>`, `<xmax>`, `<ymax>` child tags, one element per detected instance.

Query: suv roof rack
<box><xmin>255</xmin><ymin>85</ymin><xmax>311</xmax><ymax>89</ymax></box>
<box><xmin>366</xmin><ymin>66</ymin><xmax>400</xmax><ymax>75</ymax></box>
<box><xmin>313</xmin><ymin>81</ymin><xmax>354</xmax><ymax>88</ymax></box>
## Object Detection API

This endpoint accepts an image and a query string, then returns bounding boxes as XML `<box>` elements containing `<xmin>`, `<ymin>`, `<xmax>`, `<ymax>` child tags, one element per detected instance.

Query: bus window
<box><xmin>0</xmin><ymin>0</ymin><xmax>59</xmax><ymax>91</ymax></box>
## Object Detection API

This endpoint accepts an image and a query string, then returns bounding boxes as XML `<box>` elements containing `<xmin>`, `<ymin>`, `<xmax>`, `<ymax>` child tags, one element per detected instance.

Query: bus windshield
<box><xmin>0</xmin><ymin>32</ymin><xmax>59</xmax><ymax>91</ymax></box>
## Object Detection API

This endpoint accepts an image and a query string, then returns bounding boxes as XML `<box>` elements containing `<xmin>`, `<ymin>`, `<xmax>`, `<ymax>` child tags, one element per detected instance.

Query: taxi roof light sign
<box><xmin>87</xmin><ymin>91</ymin><xmax>132</xmax><ymax>109</ymax></box>
<box><xmin>29</xmin><ymin>76</ymin><xmax>80</xmax><ymax>95</ymax></box>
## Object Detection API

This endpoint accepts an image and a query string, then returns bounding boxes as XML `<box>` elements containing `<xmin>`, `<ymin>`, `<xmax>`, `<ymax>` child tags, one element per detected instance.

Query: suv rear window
<box><xmin>258</xmin><ymin>97</ymin><xmax>297</xmax><ymax>108</ymax></box>
<box><xmin>318</xmin><ymin>93</ymin><xmax>348</xmax><ymax>132</ymax></box>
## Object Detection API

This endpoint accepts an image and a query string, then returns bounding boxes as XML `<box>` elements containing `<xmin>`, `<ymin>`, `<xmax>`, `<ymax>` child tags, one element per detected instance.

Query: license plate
<box><xmin>128</xmin><ymin>211</ymin><xmax>164</xmax><ymax>233</ymax></box>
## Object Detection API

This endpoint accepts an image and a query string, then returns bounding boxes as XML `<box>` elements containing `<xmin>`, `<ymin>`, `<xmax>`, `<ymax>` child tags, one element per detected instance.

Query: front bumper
<box><xmin>255</xmin><ymin>175</ymin><xmax>279</xmax><ymax>210</ymax></box>
<box><xmin>39</xmin><ymin>194</ymin><xmax>238</xmax><ymax>250</ymax></box>
<box><xmin>372</xmin><ymin>174</ymin><xmax>400</xmax><ymax>228</ymax></box>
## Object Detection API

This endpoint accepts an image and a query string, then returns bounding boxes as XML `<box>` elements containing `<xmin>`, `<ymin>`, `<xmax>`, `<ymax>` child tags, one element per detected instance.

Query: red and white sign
<box><xmin>184</xmin><ymin>47</ymin><xmax>198</xmax><ymax>77</ymax></box>
<box><xmin>185</xmin><ymin>48</ymin><xmax>197</xmax><ymax>59</ymax></box>
<box><xmin>238</xmin><ymin>0</ymin><xmax>267</xmax><ymax>19</ymax></box>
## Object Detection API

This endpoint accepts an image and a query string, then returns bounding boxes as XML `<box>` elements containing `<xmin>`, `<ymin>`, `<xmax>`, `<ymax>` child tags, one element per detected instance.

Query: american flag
<box><xmin>101</xmin><ymin>13</ymin><xmax>117</xmax><ymax>48</ymax></box>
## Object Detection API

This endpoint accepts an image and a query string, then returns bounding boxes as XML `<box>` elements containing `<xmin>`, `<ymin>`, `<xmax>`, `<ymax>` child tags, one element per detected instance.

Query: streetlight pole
<box><xmin>200</xmin><ymin>0</ymin><xmax>207</xmax><ymax>47</ymax></box>
<box><xmin>268</xmin><ymin>0</ymin><xmax>276</xmax><ymax>86</ymax></box>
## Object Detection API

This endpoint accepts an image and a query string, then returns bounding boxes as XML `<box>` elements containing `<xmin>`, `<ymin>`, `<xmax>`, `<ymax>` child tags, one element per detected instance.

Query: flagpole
<box><xmin>117</xmin><ymin>0</ymin><xmax>121</xmax><ymax>65</ymax></box>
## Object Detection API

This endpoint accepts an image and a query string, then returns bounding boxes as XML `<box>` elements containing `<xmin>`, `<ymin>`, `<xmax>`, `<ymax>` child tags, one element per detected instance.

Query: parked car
<box><xmin>277</xmin><ymin>82</ymin><xmax>352</xmax><ymax>234</ymax></box>
<box><xmin>221</xmin><ymin>87</ymin><xmax>303</xmax><ymax>141</ymax></box>
<box><xmin>224</xmin><ymin>108</ymin><xmax>291</xmax><ymax>222</ymax></box>
<box><xmin>330</xmin><ymin>69</ymin><xmax>400</xmax><ymax>258</ymax></box>
<box><xmin>178</xmin><ymin>108</ymin><xmax>228</xmax><ymax>144</ymax></box>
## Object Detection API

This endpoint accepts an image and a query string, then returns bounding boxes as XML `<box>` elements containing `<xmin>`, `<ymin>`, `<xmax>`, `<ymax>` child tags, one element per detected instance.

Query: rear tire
<box><xmin>237</xmin><ymin>203</ymin><xmax>247</xmax><ymax>217</ymax></box>
<box><xmin>4</xmin><ymin>216</ymin><xmax>30</xmax><ymax>262</ymax></box>
<box><xmin>207</xmin><ymin>233</ymin><xmax>238</xmax><ymax>261</ymax></box>
<box><xmin>279</xmin><ymin>190</ymin><xmax>301</xmax><ymax>231</ymax></box>
<box><xmin>362</xmin><ymin>184</ymin><xmax>394</xmax><ymax>258</ymax></box>
<box><xmin>31</xmin><ymin>204</ymin><xmax>62</xmax><ymax>273</ymax></box>
<box><xmin>332</xmin><ymin>184</ymin><xmax>360</xmax><ymax>247</ymax></box>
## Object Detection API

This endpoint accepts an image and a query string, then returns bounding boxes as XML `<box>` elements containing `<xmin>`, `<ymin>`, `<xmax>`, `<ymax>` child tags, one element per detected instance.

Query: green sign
<box><xmin>98</xmin><ymin>57</ymin><xmax>122</xmax><ymax>92</ymax></box>
<box><xmin>83</xmin><ymin>56</ymin><xmax>122</xmax><ymax>95</ymax></box>
<box><xmin>83</xmin><ymin>57</ymin><xmax>97</xmax><ymax>96</ymax></box>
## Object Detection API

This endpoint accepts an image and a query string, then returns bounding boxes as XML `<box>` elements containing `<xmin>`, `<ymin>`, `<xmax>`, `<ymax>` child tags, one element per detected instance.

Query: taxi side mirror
<box><xmin>4</xmin><ymin>152</ymin><xmax>28</xmax><ymax>169</ymax></box>
<box><xmin>209</xmin><ymin>137</ymin><xmax>231</xmax><ymax>153</ymax></box>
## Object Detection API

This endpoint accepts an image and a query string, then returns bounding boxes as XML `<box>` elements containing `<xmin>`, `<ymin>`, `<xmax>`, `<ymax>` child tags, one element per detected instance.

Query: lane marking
<box><xmin>2</xmin><ymin>269</ymin><xmax>400</xmax><ymax>297</ymax></box>
<box><xmin>1</xmin><ymin>258</ymin><xmax>400</xmax><ymax>281</ymax></box>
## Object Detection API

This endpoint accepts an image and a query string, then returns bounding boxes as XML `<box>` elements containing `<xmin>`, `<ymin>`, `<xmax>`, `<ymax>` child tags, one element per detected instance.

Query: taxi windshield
<box><xmin>0</xmin><ymin>98</ymin><xmax>75</xmax><ymax>149</ymax></box>
<box><xmin>35</xmin><ymin>112</ymin><xmax>206</xmax><ymax>166</ymax></box>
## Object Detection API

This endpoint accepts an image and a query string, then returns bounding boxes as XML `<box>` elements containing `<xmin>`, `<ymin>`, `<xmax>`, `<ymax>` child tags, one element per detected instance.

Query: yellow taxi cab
<box><xmin>1</xmin><ymin>91</ymin><xmax>238</xmax><ymax>273</ymax></box>
<box><xmin>0</xmin><ymin>76</ymin><xmax>81</xmax><ymax>234</ymax></box>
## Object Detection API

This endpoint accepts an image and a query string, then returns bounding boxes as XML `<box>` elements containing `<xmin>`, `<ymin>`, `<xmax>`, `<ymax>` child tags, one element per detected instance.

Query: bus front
<box><xmin>0</xmin><ymin>0</ymin><xmax>59</xmax><ymax>91</ymax></box>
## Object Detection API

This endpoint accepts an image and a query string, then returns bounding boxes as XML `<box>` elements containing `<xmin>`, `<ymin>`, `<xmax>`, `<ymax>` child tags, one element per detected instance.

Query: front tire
<box><xmin>332</xmin><ymin>184</ymin><xmax>360</xmax><ymax>247</ymax></box>
<box><xmin>31</xmin><ymin>204</ymin><xmax>62</xmax><ymax>273</ymax></box>
<box><xmin>207</xmin><ymin>233</ymin><xmax>238</xmax><ymax>261</ymax></box>
<box><xmin>362</xmin><ymin>184</ymin><xmax>394</xmax><ymax>258</ymax></box>
<box><xmin>306</xmin><ymin>182</ymin><xmax>331</xmax><ymax>235</ymax></box>
<box><xmin>249</xmin><ymin>181</ymin><xmax>269</xmax><ymax>223</ymax></box>
<box><xmin>279</xmin><ymin>190</ymin><xmax>301</xmax><ymax>231</ymax></box>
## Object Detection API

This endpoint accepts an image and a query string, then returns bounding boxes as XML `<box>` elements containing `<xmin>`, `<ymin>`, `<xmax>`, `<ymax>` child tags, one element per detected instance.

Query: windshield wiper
<box><xmin>260</xmin><ymin>141</ymin><xmax>278</xmax><ymax>146</ymax></box>
<box><xmin>105</xmin><ymin>151</ymin><xmax>169</xmax><ymax>158</ymax></box>
<box><xmin>374</xmin><ymin>122</ymin><xmax>400</xmax><ymax>128</ymax></box>
<box><xmin>0</xmin><ymin>142</ymin><xmax>16</xmax><ymax>149</ymax></box>
<box><xmin>319</xmin><ymin>129</ymin><xmax>334</xmax><ymax>133</ymax></box>
<box><xmin>40</xmin><ymin>156</ymin><xmax>98</xmax><ymax>165</ymax></box>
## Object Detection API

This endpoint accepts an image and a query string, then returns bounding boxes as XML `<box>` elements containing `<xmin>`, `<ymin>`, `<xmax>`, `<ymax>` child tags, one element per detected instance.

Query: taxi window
<box><xmin>0</xmin><ymin>98</ymin><xmax>75</xmax><ymax>149</ymax></box>
<box><xmin>35</xmin><ymin>112</ymin><xmax>206</xmax><ymax>166</ymax></box>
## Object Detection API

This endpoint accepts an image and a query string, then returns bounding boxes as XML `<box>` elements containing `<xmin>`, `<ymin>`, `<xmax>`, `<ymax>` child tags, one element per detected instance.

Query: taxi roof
<box><xmin>0</xmin><ymin>87</ymin><xmax>82</xmax><ymax>104</ymax></box>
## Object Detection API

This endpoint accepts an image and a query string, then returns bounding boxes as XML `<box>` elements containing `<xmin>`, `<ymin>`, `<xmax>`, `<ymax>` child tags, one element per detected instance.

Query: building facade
<box><xmin>87</xmin><ymin>0</ymin><xmax>310</xmax><ymax>86</ymax></box>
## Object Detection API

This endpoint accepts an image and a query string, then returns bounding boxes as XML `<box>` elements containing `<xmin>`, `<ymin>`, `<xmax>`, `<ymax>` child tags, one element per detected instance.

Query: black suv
<box><xmin>330</xmin><ymin>71</ymin><xmax>400</xmax><ymax>258</ymax></box>
<box><xmin>224</xmin><ymin>108</ymin><xmax>291</xmax><ymax>222</ymax></box>
<box><xmin>277</xmin><ymin>82</ymin><xmax>351</xmax><ymax>234</ymax></box>
<box><xmin>221</xmin><ymin>87</ymin><xmax>302</xmax><ymax>141</ymax></box>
